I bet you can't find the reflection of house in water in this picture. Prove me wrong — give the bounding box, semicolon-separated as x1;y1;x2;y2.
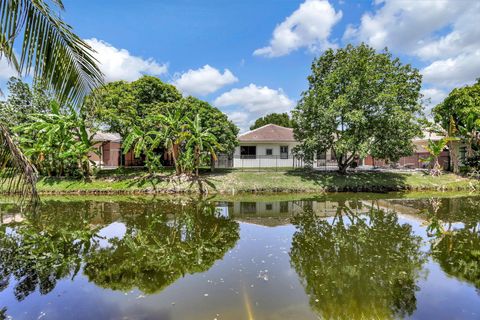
225;200;353;227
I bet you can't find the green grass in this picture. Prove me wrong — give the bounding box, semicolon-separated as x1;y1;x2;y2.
2;168;477;195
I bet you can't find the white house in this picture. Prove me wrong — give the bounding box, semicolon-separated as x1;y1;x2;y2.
233;124;336;168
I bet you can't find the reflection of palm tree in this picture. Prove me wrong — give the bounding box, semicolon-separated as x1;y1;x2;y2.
424;197;480;289
84;200;239;294
290;201;426;320
432;229;480;289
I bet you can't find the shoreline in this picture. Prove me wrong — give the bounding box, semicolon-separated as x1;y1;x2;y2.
1;170;478;196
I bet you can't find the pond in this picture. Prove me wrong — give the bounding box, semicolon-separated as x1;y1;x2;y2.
0;193;480;319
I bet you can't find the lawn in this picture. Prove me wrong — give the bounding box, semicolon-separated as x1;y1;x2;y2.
4;168;477;195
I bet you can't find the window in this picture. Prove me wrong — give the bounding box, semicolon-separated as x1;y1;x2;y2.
266;148;273;156
240;202;257;214
280;146;289;159
266;203;273;210
240;146;256;159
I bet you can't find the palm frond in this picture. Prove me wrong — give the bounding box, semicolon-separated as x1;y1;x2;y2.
0;123;38;200
1;0;103;104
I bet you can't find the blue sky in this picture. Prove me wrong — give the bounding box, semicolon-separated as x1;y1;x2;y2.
1;0;479;131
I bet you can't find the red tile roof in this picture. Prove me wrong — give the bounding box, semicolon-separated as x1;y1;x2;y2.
238;124;295;142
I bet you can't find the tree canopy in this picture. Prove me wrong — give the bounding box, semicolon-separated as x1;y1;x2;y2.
432;80;480;159
250;113;293;130
292;44;423;172
83;76;182;139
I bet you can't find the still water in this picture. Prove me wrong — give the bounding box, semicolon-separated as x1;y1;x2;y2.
0;194;480;319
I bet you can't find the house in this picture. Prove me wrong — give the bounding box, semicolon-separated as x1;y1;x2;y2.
233;124;336;168
89;131;146;168
363;131;450;169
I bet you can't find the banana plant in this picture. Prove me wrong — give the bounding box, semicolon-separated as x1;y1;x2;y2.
122;126;163;173
459;114;480;158
185;114;220;177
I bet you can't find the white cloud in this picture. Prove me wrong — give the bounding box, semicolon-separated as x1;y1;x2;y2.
343;0;471;53
214;84;295;131
421;87;447;116
422;51;480;88
173;65;238;96
85;38;168;82
344;0;480;90
227;111;249;127
253;0;342;57
0;57;18;81
214;84;294;112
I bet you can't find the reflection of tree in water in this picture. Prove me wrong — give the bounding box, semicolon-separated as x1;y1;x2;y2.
84;199;239;294
425;197;480;289
290;201;426;320
0;201;99;301
0;198;239;300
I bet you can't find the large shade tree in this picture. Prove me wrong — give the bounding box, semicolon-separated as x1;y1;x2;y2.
433;80;480;172
83;76;182;140
292;44;423;173
0;0;103;196
250;112;293;130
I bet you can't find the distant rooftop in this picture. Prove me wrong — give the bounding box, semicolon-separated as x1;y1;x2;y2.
238;124;295;142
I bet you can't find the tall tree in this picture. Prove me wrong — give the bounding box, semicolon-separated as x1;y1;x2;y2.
433;80;480;171
0;77;51;126
293;44;423;173
250;113;293;130
1;0;102;196
83;76;182;140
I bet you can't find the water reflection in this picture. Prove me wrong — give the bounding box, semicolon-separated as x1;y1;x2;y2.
421;197;480;290
0;198;239;300
0;195;480;319
83;199;239;293
290;200;427;319
0;201;99;301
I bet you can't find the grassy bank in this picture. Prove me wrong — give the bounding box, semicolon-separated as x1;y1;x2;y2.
2;169;478;195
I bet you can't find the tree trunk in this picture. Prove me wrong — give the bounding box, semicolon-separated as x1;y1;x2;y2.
448;141;460;174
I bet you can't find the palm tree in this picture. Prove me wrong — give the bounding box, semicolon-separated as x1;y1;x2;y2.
0;0;103;196
186;114;220;177
421;137;458;176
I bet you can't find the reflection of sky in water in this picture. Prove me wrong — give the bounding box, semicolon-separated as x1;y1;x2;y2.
0;197;480;319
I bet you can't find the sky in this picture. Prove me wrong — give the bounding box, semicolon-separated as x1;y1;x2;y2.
1;0;479;132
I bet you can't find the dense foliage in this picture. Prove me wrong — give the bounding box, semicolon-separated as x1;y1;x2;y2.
85;78;238;174
290;200;426;319
293;44;423;173
433;80;480;172
250;113;293;130
0;199;239;299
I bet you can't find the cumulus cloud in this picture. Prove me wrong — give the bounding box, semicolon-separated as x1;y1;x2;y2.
85;38;168;82
214;84;295;131
344;0;480;90
227;111;249;128
422;51;480;88
253;0;342;57
173;65;238;96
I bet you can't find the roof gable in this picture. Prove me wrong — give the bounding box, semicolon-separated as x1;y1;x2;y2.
238;124;295;142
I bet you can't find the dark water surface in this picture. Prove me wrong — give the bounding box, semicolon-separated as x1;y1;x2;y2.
1;194;480;319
